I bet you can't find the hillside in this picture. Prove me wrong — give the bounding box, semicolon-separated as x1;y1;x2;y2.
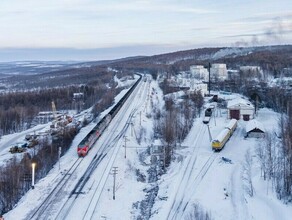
1;45;291;91
107;45;292;75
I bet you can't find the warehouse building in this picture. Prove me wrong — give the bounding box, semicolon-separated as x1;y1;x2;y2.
227;98;255;121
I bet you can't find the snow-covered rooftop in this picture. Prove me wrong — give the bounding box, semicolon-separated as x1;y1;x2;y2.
246;119;265;133
227;97;254;109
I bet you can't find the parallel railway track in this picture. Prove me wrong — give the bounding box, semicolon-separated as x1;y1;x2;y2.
29;158;83;220
27;75;146;219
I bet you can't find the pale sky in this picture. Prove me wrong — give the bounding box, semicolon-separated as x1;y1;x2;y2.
0;0;292;61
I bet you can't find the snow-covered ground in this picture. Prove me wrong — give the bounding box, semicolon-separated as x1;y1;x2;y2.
2;76;292;220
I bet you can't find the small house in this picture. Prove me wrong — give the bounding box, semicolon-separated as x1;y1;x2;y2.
246;119;265;138
227;98;254;121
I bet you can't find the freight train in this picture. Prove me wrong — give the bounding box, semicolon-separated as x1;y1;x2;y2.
211;119;237;151
77;74;142;157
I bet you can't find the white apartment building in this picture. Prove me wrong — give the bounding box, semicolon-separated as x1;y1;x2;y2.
239;66;263;78
210;63;227;80
191;82;208;96
190;65;209;81
239;66;262;72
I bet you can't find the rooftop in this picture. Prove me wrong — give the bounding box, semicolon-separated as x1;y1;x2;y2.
246;119;265;133
227;97;254;109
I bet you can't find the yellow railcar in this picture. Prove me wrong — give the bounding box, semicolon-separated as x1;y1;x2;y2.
211;119;237;151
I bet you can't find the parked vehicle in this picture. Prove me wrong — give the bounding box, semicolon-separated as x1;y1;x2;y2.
9;145;26;153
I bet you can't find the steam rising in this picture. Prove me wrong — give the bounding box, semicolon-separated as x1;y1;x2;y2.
233;17;290;47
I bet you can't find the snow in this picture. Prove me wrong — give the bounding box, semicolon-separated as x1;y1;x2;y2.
225;118;237;130
246;119;265;133
213;127;230;142
2;76;292;220
227;97;254;109
0;124;49;166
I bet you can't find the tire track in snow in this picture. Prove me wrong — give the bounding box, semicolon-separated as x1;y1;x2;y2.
231;163;249;220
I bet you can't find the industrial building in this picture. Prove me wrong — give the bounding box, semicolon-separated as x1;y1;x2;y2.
227;98;255;121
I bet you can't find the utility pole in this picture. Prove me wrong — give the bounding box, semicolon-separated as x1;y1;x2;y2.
112;167;118;200
256;94;259;116
163;145;166;170
140;111;142;126
58;146;61;170
213;108;216;126
123;135;129;158
130;122;133;137
208;62;211;95
207;124;212;142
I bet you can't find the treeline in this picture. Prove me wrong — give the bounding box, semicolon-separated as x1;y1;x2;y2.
0;65;120;135
254;93;292;202
255;107;292;202
0;76;118;135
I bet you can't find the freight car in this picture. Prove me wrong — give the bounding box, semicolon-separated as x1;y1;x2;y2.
77;74;142;157
211;119;237;151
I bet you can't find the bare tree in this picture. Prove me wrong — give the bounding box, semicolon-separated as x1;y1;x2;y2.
242;149;254;197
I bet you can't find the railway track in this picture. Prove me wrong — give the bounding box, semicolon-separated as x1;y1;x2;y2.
29;158;83;220
81;79;148;220
168;122;241;219
165;120;221;220
54;151;107;219
171;153;218;220
81;113;136;219
166;123;206;220
54;76;149;219
26;76;145;220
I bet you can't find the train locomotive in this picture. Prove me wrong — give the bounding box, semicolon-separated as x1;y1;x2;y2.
77;74;141;157
211;119;237;151
203;108;213;124
77;115;111;157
